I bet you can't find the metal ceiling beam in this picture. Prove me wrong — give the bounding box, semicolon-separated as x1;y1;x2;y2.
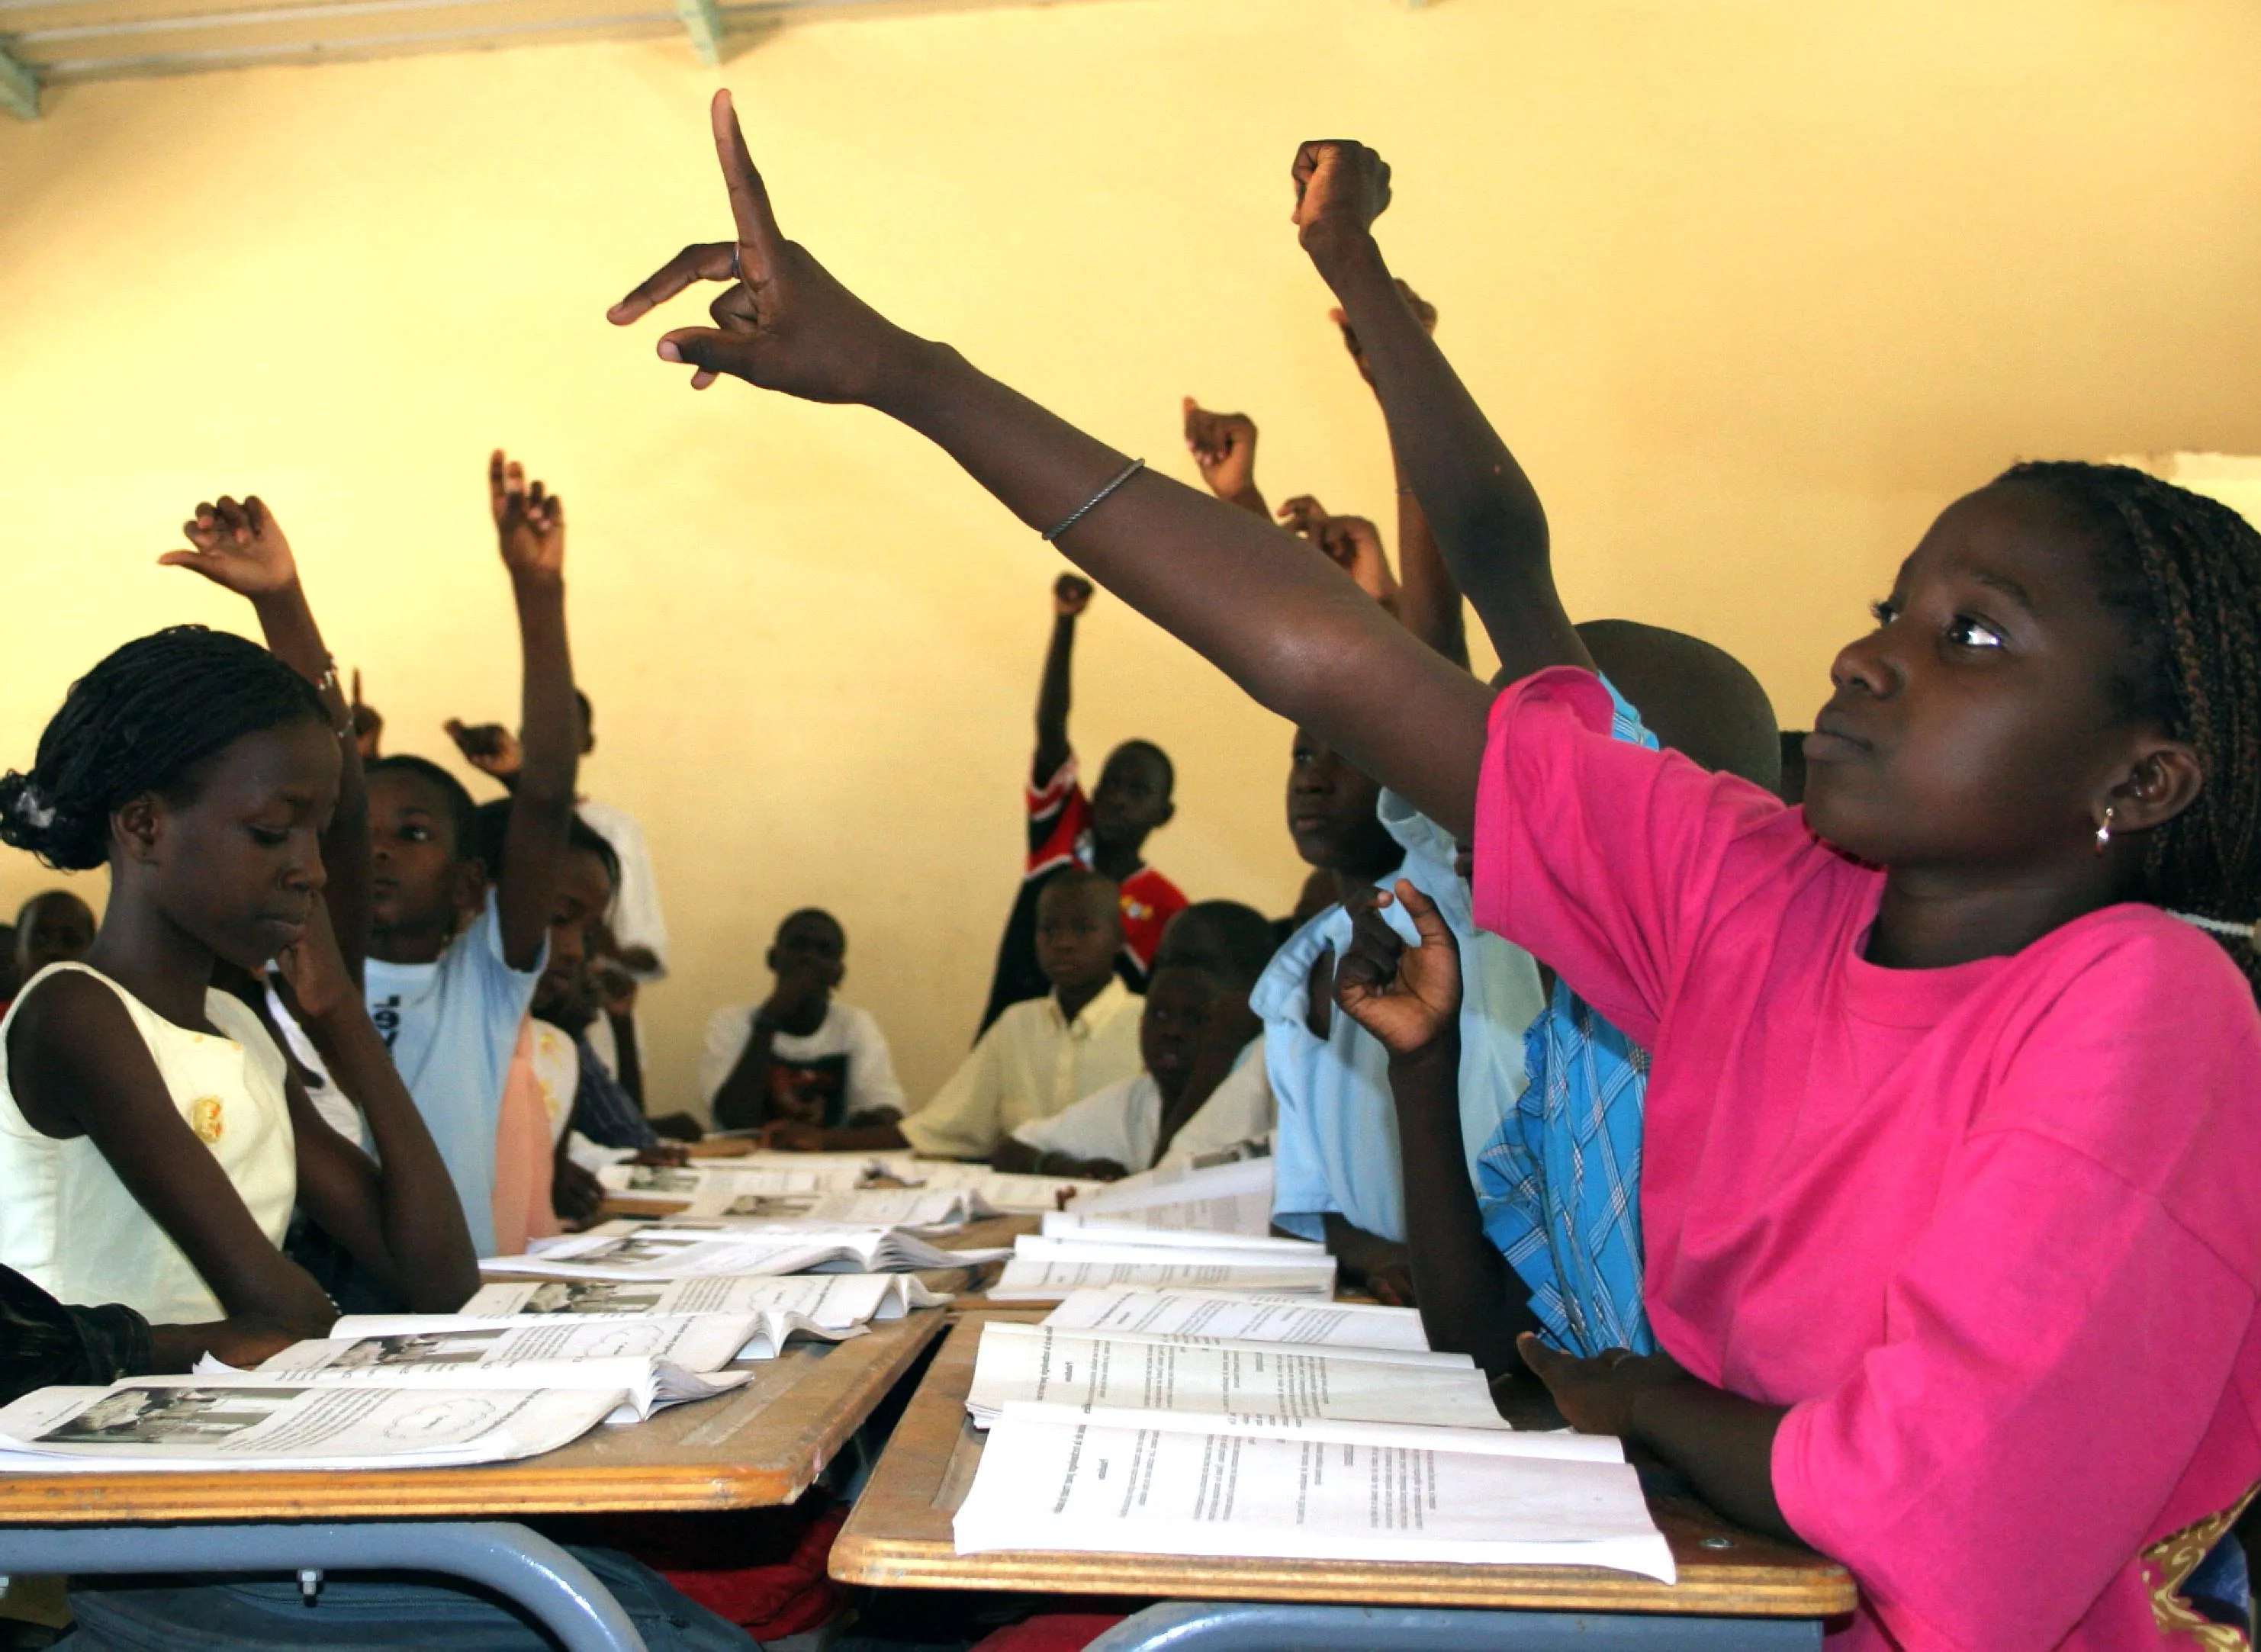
0;43;40;116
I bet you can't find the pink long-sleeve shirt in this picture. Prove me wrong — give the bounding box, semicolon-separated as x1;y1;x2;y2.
1471;668;2261;1650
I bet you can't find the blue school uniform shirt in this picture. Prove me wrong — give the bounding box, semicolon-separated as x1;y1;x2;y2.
362;891;545;1258
1473;675;1658;1357
1255;796;1545;1245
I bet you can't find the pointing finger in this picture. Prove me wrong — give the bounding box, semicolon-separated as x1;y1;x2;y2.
609;242;737;325
710;89;785;268
1392;880;1455;950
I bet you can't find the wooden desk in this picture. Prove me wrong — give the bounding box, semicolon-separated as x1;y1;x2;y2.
0;1306;948;1524
831;1318;1857;1619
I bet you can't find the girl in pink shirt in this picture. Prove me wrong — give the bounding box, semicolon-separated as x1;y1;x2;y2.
611;97;2261;1649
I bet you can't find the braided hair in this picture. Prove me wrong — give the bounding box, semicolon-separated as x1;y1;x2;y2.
0;627;327;873
1996;461;2261;995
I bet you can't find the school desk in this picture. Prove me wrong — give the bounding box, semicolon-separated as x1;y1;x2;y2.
0;1306;948;1652
829;1317;1857;1651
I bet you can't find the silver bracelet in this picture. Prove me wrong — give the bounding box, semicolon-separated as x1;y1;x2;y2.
1041;458;1145;543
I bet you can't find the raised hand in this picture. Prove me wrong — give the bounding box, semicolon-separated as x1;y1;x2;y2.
349;670;384;761
1181;399;1262;511
607;90;913;403
1277;497;1401;609
1054;573;1095;617
1291;140;1393;256
1334;882;1461;1057
444;718;523;780
159;495;300;598
1331;278;1436;387
489;450;564;580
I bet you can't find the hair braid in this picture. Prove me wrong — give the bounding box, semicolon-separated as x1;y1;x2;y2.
0;626;326;873
1998;461;2261;998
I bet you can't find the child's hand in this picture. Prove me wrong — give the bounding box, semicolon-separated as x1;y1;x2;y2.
1181;399;1259;502
445;719;523;780
1518;1334;1693;1438
350;669;384;760
159;495;300;599
1277;497;1401;608
489;450;564;581
272;895;353;1024
552;1155;606;1229
1335;881;1462;1056
608;91;915;403
1330;279;1437;387
759;1119;827;1152
1054;573;1095;617
1291;140;1394;257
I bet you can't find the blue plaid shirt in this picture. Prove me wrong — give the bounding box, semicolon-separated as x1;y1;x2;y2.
1473;677;1657;1357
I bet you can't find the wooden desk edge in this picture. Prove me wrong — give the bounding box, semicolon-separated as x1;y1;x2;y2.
831;1320;1857;1618
0;1308;950;1523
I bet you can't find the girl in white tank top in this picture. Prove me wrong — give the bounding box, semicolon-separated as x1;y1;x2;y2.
0;516;477;1360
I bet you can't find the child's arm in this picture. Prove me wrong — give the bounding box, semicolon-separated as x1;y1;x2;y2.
273;898;482;1310
1336;883;1537;1375
991;1139;1130;1180
1331;285;1470;668
1275;496;1401;611
5;979;339;1349
485;451;581;971
1033;574;1092;789
1181;400;1267;518
609;96;1492;841
1301;151;1590;682
759;1117;909;1152
160;497;372;977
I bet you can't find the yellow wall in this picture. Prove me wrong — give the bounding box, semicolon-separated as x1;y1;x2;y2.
5;0;2261;1110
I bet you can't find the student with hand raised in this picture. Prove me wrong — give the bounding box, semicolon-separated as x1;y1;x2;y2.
609;98;2261;1649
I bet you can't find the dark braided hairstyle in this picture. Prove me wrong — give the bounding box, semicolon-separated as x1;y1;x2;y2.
1996;461;2261;996
0;626;329;873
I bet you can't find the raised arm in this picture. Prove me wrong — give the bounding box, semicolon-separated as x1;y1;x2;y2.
1182;400;1267;519
1301;150;1588;680
161;497;372;978
1332;284;1469;668
486;451;580;970
609;95;1491;840
1034;574;1092;787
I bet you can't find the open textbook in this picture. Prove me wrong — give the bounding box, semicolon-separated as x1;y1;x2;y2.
460;1272;946;1327
677;1186;999;1229
867;1159;1105;1213
955;1402;1674;1583
0;1378;617;1472
1043;1289;1434;1355
963;1322;1508;1431
481;1224;1008;1282
603;1162;871;1202
1053;1156;1279;1238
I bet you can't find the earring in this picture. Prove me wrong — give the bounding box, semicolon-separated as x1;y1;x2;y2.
2095;805;2116;856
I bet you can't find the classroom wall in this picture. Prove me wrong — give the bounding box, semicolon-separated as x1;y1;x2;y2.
5;0;2260;1112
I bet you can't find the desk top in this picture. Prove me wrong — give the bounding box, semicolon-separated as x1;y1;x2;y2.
0;1307;948;1525
831;1318;1857;1618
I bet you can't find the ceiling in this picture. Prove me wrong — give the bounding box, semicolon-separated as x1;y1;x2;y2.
2;0;1288;118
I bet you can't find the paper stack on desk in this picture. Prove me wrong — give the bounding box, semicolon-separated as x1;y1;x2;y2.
983;1230;1336;1303
865;1158;1106;1213
0;1379;619;1472
482;1222;1011;1282
459;1271;947;1328
1052;1155;1280;1238
1041;1286;1434;1352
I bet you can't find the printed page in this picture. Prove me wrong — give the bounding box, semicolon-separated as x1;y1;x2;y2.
1043;1288;1429;1352
270;1314;757;1375
1038;1215;1319;1253
330;1307;857;1361
1015;1235;1319;1268
1023;1403;1626;1464
954;1406;1674;1581
458;1272;943;1324
687;1186;986;1228
0;1380;618;1470
1065;1155;1272;1217
868;1159;1105;1212
964;1322;1509;1431
225;1354;747;1423
1004;1323;1467;1373
488;1224;1008;1280
986;1256;1336;1303
639;1220;1009;1271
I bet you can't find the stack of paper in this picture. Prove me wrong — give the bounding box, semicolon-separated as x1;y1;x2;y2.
954;1403;1674;1581
460;1271;946;1327
0;1379;619;1472
983;1231;1336;1303
962;1320;1507;1430
482;1223;1010;1282
1055;1156;1279;1238
669;1186;999;1229
867;1159;1106;1213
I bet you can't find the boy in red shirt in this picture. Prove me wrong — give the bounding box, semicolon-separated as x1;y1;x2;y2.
976;575;1185;1033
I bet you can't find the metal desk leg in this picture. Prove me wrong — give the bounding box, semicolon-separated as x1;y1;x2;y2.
0;1520;647;1652
1085;1600;1824;1651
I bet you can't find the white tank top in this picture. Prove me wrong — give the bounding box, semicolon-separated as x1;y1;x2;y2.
0;963;298;1326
